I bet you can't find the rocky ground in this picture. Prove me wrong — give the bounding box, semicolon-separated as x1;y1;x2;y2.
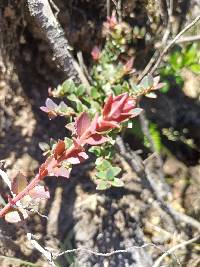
0;0;200;266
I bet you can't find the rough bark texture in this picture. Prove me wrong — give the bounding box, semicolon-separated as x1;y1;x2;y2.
27;0;88;85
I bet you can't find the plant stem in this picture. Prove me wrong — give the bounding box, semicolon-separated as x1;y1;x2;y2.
0;175;41;217
0;144;78;218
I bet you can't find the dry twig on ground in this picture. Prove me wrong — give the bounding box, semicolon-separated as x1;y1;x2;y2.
153;234;200;267
138;14;200;80
116;136;200;232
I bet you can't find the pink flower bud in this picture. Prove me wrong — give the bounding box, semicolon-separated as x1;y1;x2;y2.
91;46;101;61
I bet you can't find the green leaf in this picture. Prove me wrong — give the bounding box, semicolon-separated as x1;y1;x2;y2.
175;75;183;86
96;159;112;171
160;82;170;93
140;27;146;37
182;44;197;66
145;92;157;98
57;105;74;115
147;74;154;87
67;94;78;102
50;138;57;148
39;142;50;152
76;101;84;112
91;87;101;99
189;63;200;73
111;167;121;176
95;157;103;166
106;168;115;180
110;178;124;187
149;123;162;152
130;81;139;93
133;26;140;36
90;100;101;114
64;137;73;148
140;75;149;89
96;171;107;180
62;79;75;94
89;146;101;156
113;84;123;95
122;81;130;91
169;51;183;70
76;85;86;96
96;180;110;190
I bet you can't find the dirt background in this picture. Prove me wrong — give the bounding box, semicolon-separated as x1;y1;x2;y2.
0;0;200;266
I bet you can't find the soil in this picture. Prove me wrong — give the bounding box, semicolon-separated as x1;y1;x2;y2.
0;0;200;267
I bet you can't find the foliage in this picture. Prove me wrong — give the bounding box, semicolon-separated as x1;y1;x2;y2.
160;43;200;93
0;13;164;223
144;123;162;152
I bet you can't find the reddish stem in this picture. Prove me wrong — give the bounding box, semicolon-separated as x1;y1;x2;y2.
0;144;79;218
0;175;41;217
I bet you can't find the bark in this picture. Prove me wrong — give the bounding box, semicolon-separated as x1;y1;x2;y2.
27;0;89;86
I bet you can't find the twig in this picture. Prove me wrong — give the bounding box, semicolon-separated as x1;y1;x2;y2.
116;136;200;232
153;235;200;267
27;0;89;86
106;0;110;17
49;0;59;18
138;108;171;196
138;14;200;81
0;169;11;190
144;166;200;231
53;243;159;258
161;0;173;44
111;0;122;22
176;34;200;43
151;14;200;74
0;256;38;267
137;51;159;82
77;51;92;85
158;0;168;25
138;111;156;153
27;232;56;267
26;233;186;267
25;235;182;267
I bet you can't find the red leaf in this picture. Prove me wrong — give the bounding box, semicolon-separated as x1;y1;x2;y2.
109;93;128;118
91;46;101;61
11;172;28;195
40;106;49;113
103;95;113;117
44;156;58;174
97;119;120;132
46;98;57;109
90;113;99;133
75;112;91;137
85;134;109;145
54;140;65;158
39;163;49;178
